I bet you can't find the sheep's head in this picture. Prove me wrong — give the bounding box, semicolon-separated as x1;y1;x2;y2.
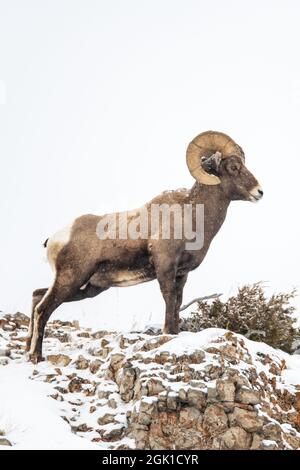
186;130;263;202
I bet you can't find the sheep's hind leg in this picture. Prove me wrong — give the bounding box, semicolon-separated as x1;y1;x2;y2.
25;288;48;353
29;281;109;363
29;276;81;363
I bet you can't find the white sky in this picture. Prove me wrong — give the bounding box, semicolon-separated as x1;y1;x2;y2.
0;0;300;330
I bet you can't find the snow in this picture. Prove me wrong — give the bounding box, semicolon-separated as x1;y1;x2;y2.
0;363;98;450
157;328;229;354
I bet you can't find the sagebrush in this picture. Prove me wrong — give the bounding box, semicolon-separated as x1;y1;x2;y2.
180;283;298;352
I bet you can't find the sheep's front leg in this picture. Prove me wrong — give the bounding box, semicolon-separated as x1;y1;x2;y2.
161;284;178;334
155;266;178;334
151;242;180;334
174;274;188;331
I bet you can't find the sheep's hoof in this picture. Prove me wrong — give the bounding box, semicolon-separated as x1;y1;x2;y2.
28;352;44;364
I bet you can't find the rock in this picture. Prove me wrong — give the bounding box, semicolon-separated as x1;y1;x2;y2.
140;335;172;352
203;404;228;436
92;330;111;339
235;388;260;405
119;364;136;402
188;350;205;364
262;422;282;441
216;379;235;402
166;393;179;411
250;433;280;450
179;407;202;429
101;424;125;440
68;377;85;393
0;348;10;357
147;378;165;396
74;355;90;370
294;391;300;412
77;331;91;338
213;426;252;450
142;325;162;335
2;324;15;332
98;389;110;399
0;357;10;366
108;398;118;409
13;312;30;326
261;439;279;450
187;388;206;410
47;354;71;367
97;413;116;425
45;329;71;343
284;433;300;450
109;353;125;371
89;359;102;374
138;398;158;425
72;423;92;433
250;433;264;450
0;438;12;446
229;407;264;432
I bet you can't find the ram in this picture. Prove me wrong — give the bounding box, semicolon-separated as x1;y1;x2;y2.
26;130;263;362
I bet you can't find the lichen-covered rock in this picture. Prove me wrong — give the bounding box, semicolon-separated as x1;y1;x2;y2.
179;407;202;428
235;387;261;405
216;379;235;402
229;407;264;432
203;404;228;435
213;426;252;450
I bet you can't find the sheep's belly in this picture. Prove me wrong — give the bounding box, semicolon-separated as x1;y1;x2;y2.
88;269;155;288
112;270;155;287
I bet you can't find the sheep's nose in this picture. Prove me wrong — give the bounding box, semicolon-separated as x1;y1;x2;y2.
258;189;264;197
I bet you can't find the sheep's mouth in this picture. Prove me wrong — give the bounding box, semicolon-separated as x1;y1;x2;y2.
248;192;262;202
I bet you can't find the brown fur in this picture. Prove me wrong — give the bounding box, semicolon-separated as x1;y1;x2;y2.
26;154;262;362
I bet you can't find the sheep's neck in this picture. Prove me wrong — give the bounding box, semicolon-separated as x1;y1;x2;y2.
189;182;230;240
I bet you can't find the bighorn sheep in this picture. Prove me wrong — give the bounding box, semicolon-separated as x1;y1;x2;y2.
26;130;263;362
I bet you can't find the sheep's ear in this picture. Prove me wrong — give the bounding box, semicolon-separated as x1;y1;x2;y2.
201;151;222;174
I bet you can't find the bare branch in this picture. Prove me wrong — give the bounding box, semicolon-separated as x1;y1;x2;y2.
179;293;222;312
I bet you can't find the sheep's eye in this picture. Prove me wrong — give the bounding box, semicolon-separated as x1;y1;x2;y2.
230;165;239;172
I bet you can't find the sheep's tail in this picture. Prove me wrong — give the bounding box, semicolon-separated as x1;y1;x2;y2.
43;238;49;248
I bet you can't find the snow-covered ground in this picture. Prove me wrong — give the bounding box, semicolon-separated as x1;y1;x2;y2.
0;363;99;450
1;315;300;450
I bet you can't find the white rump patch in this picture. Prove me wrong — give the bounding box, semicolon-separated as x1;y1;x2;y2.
46;222;73;273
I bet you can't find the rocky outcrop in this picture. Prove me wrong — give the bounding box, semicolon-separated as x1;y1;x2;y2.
1;313;300;450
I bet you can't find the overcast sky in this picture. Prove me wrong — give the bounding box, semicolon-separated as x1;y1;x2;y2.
0;0;300;330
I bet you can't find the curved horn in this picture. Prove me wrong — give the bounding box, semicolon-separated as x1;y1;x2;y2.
186;130;245;185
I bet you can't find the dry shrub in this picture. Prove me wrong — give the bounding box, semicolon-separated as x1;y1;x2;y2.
180;283;298;353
